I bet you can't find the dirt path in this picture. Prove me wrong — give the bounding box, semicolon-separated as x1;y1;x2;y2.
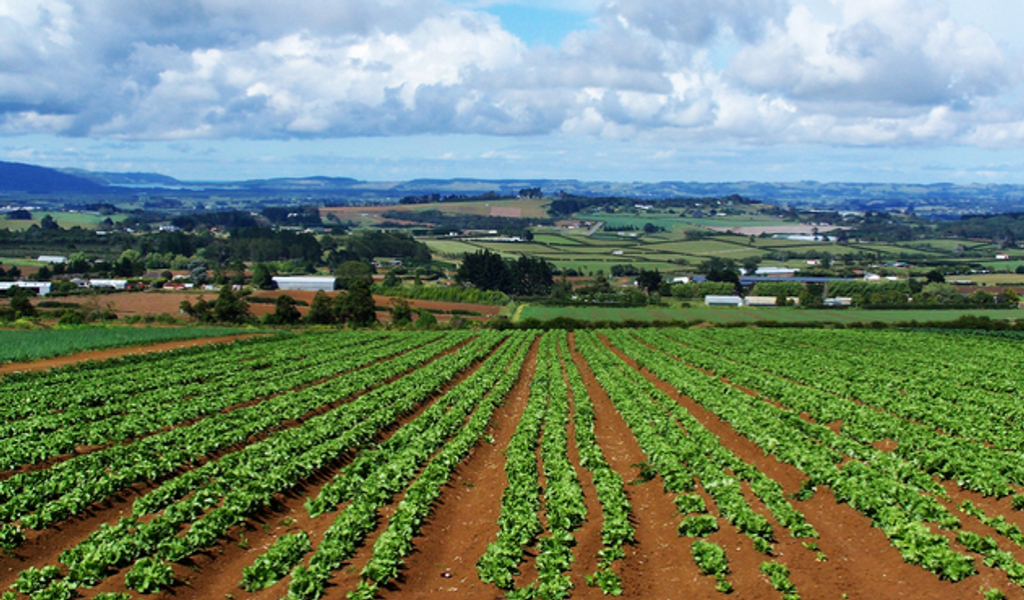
0;334;263;375
566;333;716;599
378;336;540;600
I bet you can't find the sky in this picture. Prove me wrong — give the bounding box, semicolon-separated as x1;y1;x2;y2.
2;0;1024;184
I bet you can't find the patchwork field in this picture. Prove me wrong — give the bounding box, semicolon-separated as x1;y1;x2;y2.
1;328;1023;600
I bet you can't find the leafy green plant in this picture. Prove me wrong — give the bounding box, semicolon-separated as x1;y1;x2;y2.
125;557;174;594
241;531;311;591
678;515;719;537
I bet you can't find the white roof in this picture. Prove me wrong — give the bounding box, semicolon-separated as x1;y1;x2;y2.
272;276;337;283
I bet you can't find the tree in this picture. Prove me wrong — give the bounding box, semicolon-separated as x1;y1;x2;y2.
115;250;144;277
306;291;337;324
335;261;373;290
252;263;275;290
382;270;401;288
8;287;36;318
264;294;302;325
509;255;554;296
341;280;377;327
389;298;413;327
741;256;761;275
636;269;662;295
970;289;994;305
700;257;741;294
925;269;946;284
413;308;436;329
456;250;510;293
212;286;252;323
39;214;59;230
180;296;212;322
1000;288;1020;306
920;282;960;305
188;259;209;285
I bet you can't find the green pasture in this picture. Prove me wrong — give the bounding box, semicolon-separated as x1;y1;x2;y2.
531;233;584;246
1;211;124;231
425;239;483;256
516;305;1023;324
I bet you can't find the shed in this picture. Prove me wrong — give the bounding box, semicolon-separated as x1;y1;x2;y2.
272;276;337;292
744;296;778;307
705;295;744;307
37;255;67;264
0;281;51;296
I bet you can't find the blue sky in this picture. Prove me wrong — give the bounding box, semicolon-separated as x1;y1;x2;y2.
1;0;1023;185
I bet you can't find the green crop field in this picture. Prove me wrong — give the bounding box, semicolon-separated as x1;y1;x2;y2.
2;327;1021;599
0;326;260;364
516;305;1023;324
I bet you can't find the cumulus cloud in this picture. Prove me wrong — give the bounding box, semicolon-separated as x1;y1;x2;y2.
0;0;1020;147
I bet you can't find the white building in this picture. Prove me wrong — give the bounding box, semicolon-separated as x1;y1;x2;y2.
88;279;129;290
0;281;51;296
272;276;337;291
705;295;744;307
37;255;67;264
744;296;779;307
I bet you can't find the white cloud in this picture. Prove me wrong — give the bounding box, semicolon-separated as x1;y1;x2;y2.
0;0;1019;153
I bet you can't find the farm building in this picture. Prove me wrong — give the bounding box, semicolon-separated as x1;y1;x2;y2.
37;255;67;264
744;296;779;307
0;281;51;296
272;276;337;292
705;295;744;307
88;279;128;290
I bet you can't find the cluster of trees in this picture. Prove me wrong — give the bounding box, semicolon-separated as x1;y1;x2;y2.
455;250;554;297
179;281;380;327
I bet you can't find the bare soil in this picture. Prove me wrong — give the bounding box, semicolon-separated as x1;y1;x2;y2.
45;290;500;323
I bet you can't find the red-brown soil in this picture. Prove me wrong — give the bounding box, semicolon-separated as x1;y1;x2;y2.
44;290;500;323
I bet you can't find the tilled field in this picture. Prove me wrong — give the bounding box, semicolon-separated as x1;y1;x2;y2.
1;328;1023;600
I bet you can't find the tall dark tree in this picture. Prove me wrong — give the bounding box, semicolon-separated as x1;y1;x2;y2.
264;294;302;325
636;269;662;295
389;298;413;327
252;263;275;290
9;287;35;318
456;250;511;293
306;291;337;325
335;261;373;290
509;255;554;296
212;286;252;324
700;257;741;294
343;280;377;327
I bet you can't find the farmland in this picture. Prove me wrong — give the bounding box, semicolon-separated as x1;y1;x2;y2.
2;328;1024;600
0;326;259;364
517;305;1024;324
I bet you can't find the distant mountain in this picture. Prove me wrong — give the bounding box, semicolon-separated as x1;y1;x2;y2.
0;161;108;194
61;168;182;187
6;159;1024;216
